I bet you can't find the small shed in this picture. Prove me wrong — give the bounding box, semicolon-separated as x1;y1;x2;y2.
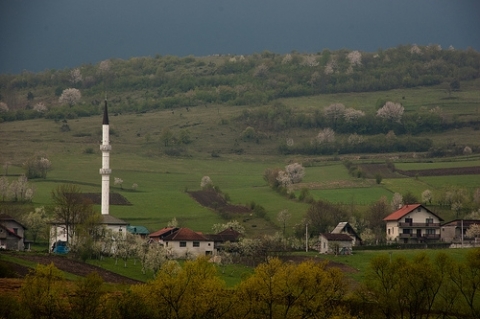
126;226;150;238
318;233;353;255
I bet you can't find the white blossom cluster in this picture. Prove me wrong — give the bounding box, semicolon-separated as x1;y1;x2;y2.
376;101;404;123
315;128;335;144
59;88;82;107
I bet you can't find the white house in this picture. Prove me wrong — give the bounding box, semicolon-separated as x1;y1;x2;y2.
318;233;353;254
49;214;128;251
158;227;215;258
384;204;443;244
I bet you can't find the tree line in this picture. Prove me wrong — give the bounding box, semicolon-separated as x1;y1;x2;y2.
1;44;479;123
2;249;480;318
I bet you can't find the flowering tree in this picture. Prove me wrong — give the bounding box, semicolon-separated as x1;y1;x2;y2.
302;55;319;67
410;44;422;54
33;102;47;113
212;220;245;234
69;68;82;85
315;128;335;144
324;58;337;75
59;88;81;107
114;177;124;189
347;133;365;145
276;170;292;189
0;102;8;112
347;50;362;66
391;193;403;211
285;163;305;184
253;63;269;77
200;176;213;189
377;101;404;123
281;54;292;64
466;224;480;239
98;59;112;73
422;189;433;205
344;108;365;121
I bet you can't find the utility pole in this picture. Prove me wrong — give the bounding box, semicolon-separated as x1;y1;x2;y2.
305;223;308;252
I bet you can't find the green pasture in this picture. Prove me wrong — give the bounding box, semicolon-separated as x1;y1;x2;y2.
395;158;480;170
307;187;393;205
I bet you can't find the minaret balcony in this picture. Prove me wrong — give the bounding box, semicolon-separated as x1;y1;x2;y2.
100;145;112;151
99;168;112;175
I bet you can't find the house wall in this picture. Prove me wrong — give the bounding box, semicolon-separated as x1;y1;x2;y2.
319;236;352;254
386;207;442;243
165;240;215;258
0;220;25;250
49;223;126;251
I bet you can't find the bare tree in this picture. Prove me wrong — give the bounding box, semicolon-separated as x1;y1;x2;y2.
277;209;291;237
51;184;94;245
324;103;345;129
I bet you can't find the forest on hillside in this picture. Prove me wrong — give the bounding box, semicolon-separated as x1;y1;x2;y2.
0;44;479;123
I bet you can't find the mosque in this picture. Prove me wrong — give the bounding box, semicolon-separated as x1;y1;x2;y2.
49;100;128;250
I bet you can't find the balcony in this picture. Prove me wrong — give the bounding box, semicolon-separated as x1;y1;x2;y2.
398;222;440;228
399;234;440;240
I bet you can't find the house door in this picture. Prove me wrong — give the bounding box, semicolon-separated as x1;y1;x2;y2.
416;229;422;237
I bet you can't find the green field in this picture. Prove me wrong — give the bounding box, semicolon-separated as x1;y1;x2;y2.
1;83;480;238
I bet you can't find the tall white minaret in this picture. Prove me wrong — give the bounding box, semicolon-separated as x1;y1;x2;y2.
99;99;111;215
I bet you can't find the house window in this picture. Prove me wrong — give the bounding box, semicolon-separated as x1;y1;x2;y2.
417;207;421;212
13;228;18;234
426;218;433;224
387;229;391;235
426;229;436;235
180;241;186;247
403;229;411;234
193;241;200;247
405;218;412;225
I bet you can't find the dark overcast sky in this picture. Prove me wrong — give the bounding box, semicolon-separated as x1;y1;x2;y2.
1;0;479;74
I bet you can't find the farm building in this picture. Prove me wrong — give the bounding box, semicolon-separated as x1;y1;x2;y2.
0;214;29;251
126;225;150;238
384;204;443;244
441;219;480;244
318;233;353;254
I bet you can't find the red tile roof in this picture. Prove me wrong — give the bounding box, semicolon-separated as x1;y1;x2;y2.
383;204;443;221
162;228;209;241
149;227;177;238
384;204;422;221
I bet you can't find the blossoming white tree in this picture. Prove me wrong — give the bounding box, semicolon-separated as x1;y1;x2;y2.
344;108;365;121
347;50;362;66
315;128;335;144
0;102;8;112
285;163;305;184
200;176;213;189
422;189;433;205
377;101;404;123
69;68;83;85
59;88;81;107
33;102;47;113
114;177;124;189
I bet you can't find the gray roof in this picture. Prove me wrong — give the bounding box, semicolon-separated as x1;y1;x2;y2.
100;214;128;225
126;225;149;235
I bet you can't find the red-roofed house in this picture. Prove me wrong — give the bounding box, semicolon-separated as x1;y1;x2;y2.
318;233;353;254
384;204;443;243
161;227;215;258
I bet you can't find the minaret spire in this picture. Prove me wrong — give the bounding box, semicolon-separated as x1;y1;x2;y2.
99;98;112;215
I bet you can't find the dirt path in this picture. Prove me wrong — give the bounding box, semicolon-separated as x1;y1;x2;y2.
1;253;142;285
